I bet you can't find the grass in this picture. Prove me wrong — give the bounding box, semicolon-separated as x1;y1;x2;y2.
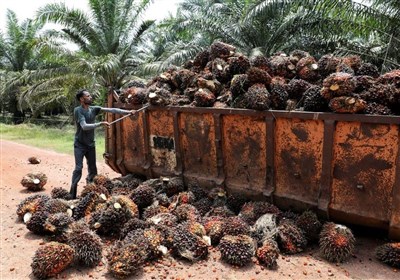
0;123;106;159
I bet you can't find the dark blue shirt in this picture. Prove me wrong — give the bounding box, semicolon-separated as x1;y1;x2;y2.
74;105;101;147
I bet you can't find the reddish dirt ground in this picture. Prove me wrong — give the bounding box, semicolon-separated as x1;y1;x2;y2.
0;139;399;280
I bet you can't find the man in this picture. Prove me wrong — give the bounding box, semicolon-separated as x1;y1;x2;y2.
70;89;134;199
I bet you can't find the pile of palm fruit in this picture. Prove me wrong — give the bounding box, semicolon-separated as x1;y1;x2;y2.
120;41;400;115
16;173;400;279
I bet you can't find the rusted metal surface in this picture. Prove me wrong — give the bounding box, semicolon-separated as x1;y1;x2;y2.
330;122;398;229
105;95;400;239
274;118;324;210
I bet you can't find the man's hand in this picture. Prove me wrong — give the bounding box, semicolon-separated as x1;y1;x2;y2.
100;121;110;127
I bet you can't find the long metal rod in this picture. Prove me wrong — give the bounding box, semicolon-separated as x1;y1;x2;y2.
108;105;149;125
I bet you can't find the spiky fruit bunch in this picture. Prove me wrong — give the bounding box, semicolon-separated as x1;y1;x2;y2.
112;195;139;218
127;80;146;88
119;217;150;239
80;182;110;198
181;220;207;237
375;242;400;268
212;58;231;83
295;210;322;243
197;77;222;95
321;72;356;100
205;206;235;218
203;216;225;245
130;184;155;209
336;63;355;75
31;242;75;279
226;193;248;214
270;83;289;109
256;238;280;268
73;192;103;220
318;54;340;77
239;201;281;225
219;234;256;267
193;197;213;216
193;49;210;70
303;86;328;112
172;224;209;261
378;69;400;86
364;102;392;115
228;55;251;75
357;83;394;105
209;41;236;60
329;96;366;114
340;55;362;72
277;219;307;254
353;75;376;93
289;49;310;64
296;56;320;81
156;193;170;207
230;74;250;99
163;176;185;197
172;204;201;223
246;67;272;86
148;213;178;228
356;63;379;78
234;83;271;110
319;222;355;263
44;212;74;236
40;198;71;215
286;79;312;100
107;241;146;279
120;87;147;104
50;187;72;200
175;191;197;205
124;227;164;260
280;210;300;222
16;194;50;221
250;55;271;73
21;172;48;191
194;88;216;107
222;216;250;236
268;54;296;78
146;87;172;106
171;69;196;90
142;204;169;220
28;156;41;164
26;210;50;234
67;225;103;267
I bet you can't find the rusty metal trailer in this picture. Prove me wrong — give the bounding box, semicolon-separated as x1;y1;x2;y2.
105;92;400;240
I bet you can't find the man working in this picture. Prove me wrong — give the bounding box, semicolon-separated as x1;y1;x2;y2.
70;89;134;199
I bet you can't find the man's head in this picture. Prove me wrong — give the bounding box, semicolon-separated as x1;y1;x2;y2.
76;89;92;105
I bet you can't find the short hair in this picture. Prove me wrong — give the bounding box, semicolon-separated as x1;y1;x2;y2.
76;89;88;101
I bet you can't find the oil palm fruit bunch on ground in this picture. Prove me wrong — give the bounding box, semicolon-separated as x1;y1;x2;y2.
16;194;50;223
31;242;75;279
295;210;322;243
319;222;355;263
375;242;400;268
28;156;41;164
218;234;256;267
21;172;48;191
172;224;209;261
256;238;280;268
50;187;72;200
277;219;307;254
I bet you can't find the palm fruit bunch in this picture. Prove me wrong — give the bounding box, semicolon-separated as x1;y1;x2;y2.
250;55;271;72
364;102;392;115
247;67;272;86
226;193;248;214
296;56;320;81
80;182;110;198
172;224;209;261
16;194;50;223
205;206;235;218
230;74;250;99
277;219;307;254
269;82;289;109
302;86;328;112
65;221;103;267
44;212;74;238
129;184;155;209
209;41;236;60
256;238;280;268
193;88;216;107
211;57;231;83
356;62;379;78
328;96;366;113
119;217;150;239
142;204;169;220
239;201;281;226
321;72;356;100
181;220;207;238
375;242;400;268
319;222;355;263
295;210;322;243
318;54;341;77
119;86;147;104
222;216;250;236
124;227;164;261
72;192;105;220
218;234;256;267
50;187;72;200
148;212;178;228
31;242;75;279
192;197;213;216
192;49;210;71
233;83;271;110
28;156;41;164
171;68;197;90
26;210;51;235
172;203;201;223
340;55;362;73
21;172;48;191
268;53;296;78
107;241;147;279
352;75;376;93
250;213;278;246
228;54;251;76
203;216;225;245
162;176;185;197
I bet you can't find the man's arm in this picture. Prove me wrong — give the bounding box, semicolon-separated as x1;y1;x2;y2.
79;120;109;130
100;107;135;115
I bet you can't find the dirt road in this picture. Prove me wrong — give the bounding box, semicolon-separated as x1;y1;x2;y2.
0;139;398;280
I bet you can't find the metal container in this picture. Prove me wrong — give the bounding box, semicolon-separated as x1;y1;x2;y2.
105;93;400;240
